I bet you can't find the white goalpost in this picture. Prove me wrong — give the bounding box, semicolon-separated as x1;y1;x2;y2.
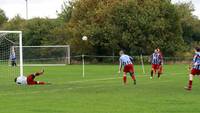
13;45;70;66
0;31;71;81
0;31;23;77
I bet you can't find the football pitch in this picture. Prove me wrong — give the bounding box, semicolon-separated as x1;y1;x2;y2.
1;64;200;113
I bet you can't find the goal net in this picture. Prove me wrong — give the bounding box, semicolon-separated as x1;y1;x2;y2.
13;45;70;66
0;31;23;80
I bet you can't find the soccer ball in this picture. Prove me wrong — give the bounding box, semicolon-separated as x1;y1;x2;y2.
82;36;88;41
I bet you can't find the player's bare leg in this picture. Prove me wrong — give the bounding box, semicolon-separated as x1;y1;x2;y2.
34;69;44;77
158;66;162;79
150;68;155;79
158;73;161;79
36;81;51;85
185;74;193;91
34;69;51;85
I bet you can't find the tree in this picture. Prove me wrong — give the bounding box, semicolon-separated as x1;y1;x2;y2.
58;1;74;22
0;8;8;27
60;0;186;56
2;15;25;30
175;2;200;43
191;20;200;41
23;18;60;46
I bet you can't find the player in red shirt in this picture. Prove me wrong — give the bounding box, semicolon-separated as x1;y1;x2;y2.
185;47;200;91
118;50;136;85
14;69;49;85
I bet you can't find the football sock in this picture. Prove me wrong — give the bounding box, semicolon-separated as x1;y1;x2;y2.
131;75;136;81
158;73;161;78
35;72;40;76
123;76;127;84
151;70;153;77
34;71;43;76
134;80;136;85
38;82;45;85
35;70;44;76
188;80;192;89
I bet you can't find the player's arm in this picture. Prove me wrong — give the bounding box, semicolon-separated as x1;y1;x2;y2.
129;56;134;62
118;60;122;73
160;53;164;65
189;55;196;70
159;54;164;65
34;69;44;76
189;62;194;70
148;55;152;63
9;54;12;61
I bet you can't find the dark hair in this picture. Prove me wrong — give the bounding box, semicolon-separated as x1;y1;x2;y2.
195;47;200;52
14;77;17;83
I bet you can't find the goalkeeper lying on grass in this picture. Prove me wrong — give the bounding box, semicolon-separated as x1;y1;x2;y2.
14;69;50;85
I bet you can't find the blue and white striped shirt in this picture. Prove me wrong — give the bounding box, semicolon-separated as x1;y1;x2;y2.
119;54;133;67
192;52;200;70
151;53;161;65
10;53;16;61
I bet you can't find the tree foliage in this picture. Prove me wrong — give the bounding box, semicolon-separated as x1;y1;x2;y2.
0;8;8;27
175;2;200;43
63;0;187;56
0;0;200;56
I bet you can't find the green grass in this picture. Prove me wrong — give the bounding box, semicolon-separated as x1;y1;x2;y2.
0;64;200;113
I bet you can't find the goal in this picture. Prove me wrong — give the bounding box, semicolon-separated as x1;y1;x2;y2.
13;45;70;66
0;31;23;77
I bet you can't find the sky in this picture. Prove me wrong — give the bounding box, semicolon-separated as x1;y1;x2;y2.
0;0;200;19
0;0;64;19
171;0;200;18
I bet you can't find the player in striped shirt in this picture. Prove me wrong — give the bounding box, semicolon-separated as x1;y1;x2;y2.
157;48;164;76
149;49;163;79
185;47;200;91
118;50;136;85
